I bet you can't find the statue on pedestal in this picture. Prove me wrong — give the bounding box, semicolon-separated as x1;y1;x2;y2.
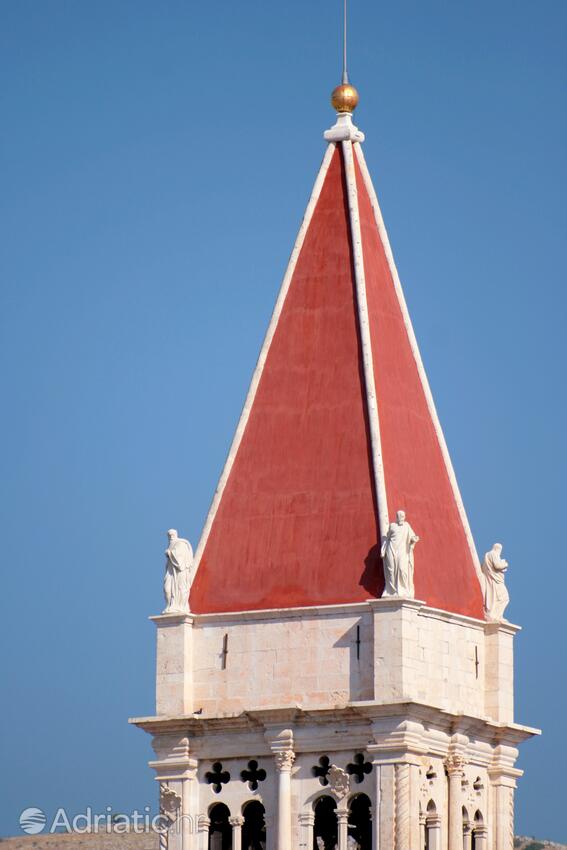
481;543;510;621
163;529;193;615
381;510;419;598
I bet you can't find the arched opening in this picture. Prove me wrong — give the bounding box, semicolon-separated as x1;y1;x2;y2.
208;803;232;850
471;811;485;850
348;793;371;850
313;795;337;850
424;800;440;850
462;807;472;850
242;801;266;850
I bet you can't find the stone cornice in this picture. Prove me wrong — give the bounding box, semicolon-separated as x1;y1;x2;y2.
129;700;540;747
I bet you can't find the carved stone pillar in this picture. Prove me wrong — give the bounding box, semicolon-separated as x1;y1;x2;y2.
150;735;198;850
298;812;315;850
229;815;245;850
492;783;515;850
463;822;472;850
395;762;411;850
489;744;521;850
337;811;349;850
445;754;466;850
275;750;295;850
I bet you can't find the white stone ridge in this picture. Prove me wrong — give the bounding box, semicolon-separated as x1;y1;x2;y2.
342;138;389;540
354;142;483;582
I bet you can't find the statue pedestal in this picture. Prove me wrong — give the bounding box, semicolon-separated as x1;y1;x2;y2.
368;597;425;702
151;613;194;716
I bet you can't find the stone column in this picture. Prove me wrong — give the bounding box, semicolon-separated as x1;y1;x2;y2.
445;754;466;850
274;749;295;850
427;815;442;850
475;826;488;850
298;812;315;850
229;816;245;850
463;822;472;850
370;762;381;850
419;811;426;850
197;817;210;850
337;811;349;850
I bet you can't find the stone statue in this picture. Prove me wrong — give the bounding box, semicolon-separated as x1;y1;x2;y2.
380;510;419;598
163;529;193;614
328;764;350;799
481;543;509;621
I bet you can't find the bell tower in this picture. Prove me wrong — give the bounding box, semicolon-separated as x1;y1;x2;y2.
131;57;538;850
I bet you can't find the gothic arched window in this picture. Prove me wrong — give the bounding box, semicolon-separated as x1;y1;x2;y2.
424;800;441;850
348;793;371;850
242;800;266;850
313;795;337;850
208;803;232;850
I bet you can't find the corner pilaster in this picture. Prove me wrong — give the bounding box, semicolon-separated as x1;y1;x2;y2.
488;745;522;850
484;621;518;723
150;734;198;850
369;598;425;702
367;718;426;850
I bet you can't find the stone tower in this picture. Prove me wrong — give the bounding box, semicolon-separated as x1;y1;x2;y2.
131;81;538;850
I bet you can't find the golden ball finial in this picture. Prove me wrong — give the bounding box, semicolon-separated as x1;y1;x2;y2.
331;83;359;113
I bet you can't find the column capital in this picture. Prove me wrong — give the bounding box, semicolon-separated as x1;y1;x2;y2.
298;812;315;827
197;815;211;832
274;749;296;772
229;815;245;827
270;727;295;772
444;753;467;776
336;810;349;824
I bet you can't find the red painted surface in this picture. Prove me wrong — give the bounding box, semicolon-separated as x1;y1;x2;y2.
190;144;484;618
354;153;484;618
190;147;381;613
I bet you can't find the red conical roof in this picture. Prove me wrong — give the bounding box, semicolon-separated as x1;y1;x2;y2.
190;122;484;619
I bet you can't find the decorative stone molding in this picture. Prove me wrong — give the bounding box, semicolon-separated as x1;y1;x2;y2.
159;784;182;817
229;816;245;827
395;763;411;850
152;734;191;763
328;764;350;799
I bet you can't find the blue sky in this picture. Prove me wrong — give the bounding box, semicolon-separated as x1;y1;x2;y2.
1;0;565;840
